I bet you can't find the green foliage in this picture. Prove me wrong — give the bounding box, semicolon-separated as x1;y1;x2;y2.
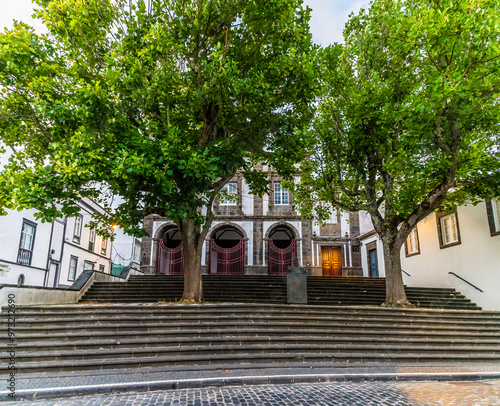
0;0;317;236
295;0;500;237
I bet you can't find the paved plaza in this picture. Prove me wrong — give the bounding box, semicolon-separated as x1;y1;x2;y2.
3;380;500;406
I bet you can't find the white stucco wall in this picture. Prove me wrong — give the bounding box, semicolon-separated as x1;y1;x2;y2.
359;202;500;310
0;209;52;268
360;234;386;278
113;227;141;269
57;211;111;286
0;262;46;286
340;211;350;237
0;209;52;286
241;179;254;216
401;203;500;310
359;211;374;235
263;193;269;216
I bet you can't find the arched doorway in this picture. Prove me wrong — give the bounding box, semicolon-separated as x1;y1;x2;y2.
268;227;296;275
157;227;184;275
209;227;245;275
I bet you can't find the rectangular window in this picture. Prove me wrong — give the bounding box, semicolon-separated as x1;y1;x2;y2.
492;199;500;233
101;238;108;256
486;199;500;236
324;209;337;224
405;228;420;256
274;183;289;205
73;215;83;244
88;230;95;252
68;256;78;281
220;182;237;205
84;261;94;271
133;239;141;263
17;220;37;266
439;213;460;247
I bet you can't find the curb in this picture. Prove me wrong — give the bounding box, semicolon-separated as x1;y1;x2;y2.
2;371;500;401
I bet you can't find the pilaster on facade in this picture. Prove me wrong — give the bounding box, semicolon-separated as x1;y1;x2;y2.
144;170;362;277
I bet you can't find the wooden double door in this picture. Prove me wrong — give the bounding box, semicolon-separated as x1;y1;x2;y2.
321;247;342;276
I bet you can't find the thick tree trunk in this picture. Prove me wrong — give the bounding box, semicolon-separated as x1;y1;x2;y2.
380;232;414;308
180;216;204;303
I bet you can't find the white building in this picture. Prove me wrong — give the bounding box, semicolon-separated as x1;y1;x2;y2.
358;200;500;310
0;198;112;288
112;227;142;275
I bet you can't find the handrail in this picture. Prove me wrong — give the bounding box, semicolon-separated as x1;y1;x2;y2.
402;269;411;277
448;272;483;293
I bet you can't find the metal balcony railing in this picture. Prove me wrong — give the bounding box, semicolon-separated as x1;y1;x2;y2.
17;248;32;266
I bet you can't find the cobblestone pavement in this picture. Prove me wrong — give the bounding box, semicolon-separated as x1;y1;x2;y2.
2;362;500;393
3;380;500;406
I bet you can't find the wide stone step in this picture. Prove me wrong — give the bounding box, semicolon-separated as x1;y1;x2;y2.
79;296;471;306
12;303;495;317
5;326;500;345
2;301;496;375
3;309;497;324
4;331;500;352
9;351;500;374
3;309;497;322
4;342;500;365
81;274;481;309
3;314;499;329
3;321;499;338
6;332;500;348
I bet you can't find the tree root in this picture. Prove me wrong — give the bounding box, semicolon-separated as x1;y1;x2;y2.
180;297;202;304
381;300;416;309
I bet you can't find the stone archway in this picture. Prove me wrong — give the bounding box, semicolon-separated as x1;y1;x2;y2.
156;223;184;275
208;224;247;275
266;223;298;275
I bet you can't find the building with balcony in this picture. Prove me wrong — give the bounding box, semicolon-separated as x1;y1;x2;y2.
0;198;112;288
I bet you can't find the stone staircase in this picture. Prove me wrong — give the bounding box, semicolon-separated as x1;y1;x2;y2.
1;304;499;374
79;275;481;310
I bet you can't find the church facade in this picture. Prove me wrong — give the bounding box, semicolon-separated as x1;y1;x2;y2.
141;165;362;277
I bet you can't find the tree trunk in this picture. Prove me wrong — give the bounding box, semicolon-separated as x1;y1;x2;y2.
380;232;414;308
180;216;204;303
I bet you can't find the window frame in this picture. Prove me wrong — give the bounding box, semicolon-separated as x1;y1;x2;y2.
68;256;78;281
437;212;461;249
17;219;37;266
486;199;500;237
73;215;83;244
219;182;238;206
83;260;95;272
101;238;108;256
99;264;105;272
405;228;420;257
88;229;96;252
274;182;289;206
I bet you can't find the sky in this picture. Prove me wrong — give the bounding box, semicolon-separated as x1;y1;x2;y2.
0;0;366;46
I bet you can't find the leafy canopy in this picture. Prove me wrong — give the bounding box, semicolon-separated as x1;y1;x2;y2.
0;0;317;237
293;0;500;236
